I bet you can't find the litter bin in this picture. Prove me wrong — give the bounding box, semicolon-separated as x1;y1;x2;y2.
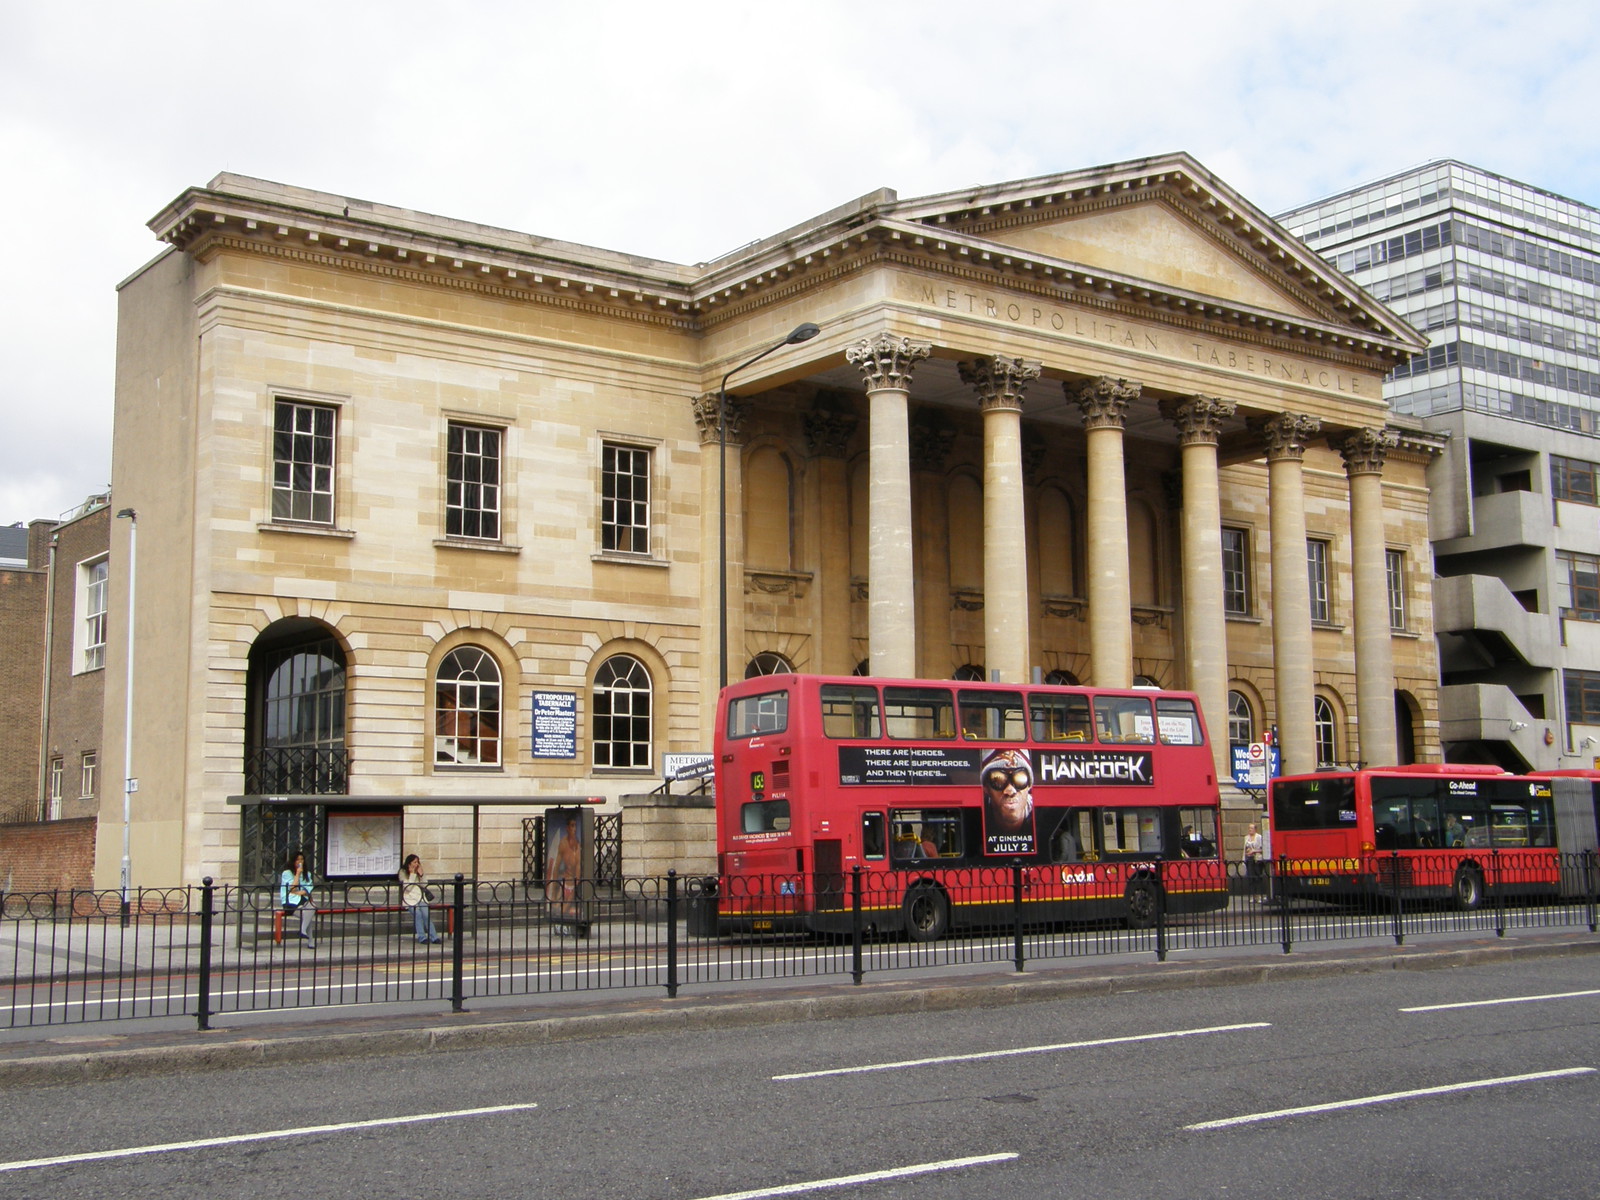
685;876;719;938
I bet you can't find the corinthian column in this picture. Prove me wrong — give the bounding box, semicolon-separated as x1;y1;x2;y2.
1260;412;1322;777
1338;427;1401;767
1161;394;1237;780
1073;376;1138;688
846;333;931;678
961;356;1042;684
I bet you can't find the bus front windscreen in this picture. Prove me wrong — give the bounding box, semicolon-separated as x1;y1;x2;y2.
1273;777;1357;830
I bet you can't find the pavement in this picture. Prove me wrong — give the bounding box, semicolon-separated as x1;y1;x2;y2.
1;929;1596;1088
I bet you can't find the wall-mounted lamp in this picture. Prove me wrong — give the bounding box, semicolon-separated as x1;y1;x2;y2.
1581;736;1598;749
1508;721;1529;732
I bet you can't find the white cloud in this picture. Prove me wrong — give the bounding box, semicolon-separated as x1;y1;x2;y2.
3;0;1598;522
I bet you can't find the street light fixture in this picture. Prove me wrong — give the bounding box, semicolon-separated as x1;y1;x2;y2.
719;322;821;690
116;507;137;923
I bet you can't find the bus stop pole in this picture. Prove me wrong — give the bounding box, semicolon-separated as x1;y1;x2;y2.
665;870;679;999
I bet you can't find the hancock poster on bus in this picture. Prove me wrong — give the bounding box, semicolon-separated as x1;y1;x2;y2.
981;748;1037;856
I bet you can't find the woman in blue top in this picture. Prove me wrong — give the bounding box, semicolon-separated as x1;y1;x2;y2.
280;850;317;948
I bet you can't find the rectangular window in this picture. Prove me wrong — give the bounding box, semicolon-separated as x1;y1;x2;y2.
821;685;881;739
80;751;97;799
601;443;651;554
48;757;63;820
1386;549;1407;630
1553;455;1599;505
78;557;109;673
1307;538;1331;623
1558;551;1600;620
1221;528;1250;615
1565;669;1600;723
445;422;502;540
272;400;337;524
727;690;789;738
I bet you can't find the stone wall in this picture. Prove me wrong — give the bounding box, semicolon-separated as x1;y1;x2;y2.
619;791;716;879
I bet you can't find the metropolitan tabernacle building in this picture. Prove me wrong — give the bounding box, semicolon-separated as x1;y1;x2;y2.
104;154;1442;886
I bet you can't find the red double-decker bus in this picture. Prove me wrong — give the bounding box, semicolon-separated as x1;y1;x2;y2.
712;674;1229;938
1269;764;1600;907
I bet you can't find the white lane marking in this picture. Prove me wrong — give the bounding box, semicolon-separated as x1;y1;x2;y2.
1185;1067;1595;1130
0;1102;539;1173
686;1152;1018;1199
774;1022;1270;1080
1401;989;1600;1013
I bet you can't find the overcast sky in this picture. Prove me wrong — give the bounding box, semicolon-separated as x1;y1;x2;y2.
3;0;1597;526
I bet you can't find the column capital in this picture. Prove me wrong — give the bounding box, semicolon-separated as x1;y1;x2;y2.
693;393;751;447
1335;426;1400;476
845;333;932;392
909;412;955;473
1159;394;1237;446
803;404;859;459
1071;376;1139;429
1255;411;1322;461
958;356;1042;413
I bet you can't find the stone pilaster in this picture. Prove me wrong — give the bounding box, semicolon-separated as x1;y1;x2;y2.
1259;412;1322;777
1072;376;1138;688
694;392;751;728
1161;394;1236;782
910;413;955;680
803;401;858;676
846;334;931;678
961;356;1042;684
1338;426;1401;767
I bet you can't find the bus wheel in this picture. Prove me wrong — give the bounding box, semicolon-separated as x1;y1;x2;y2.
903;885;949;942
1124;879;1162;929
1453;865;1485;911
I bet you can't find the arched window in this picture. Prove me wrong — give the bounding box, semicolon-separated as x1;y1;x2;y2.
594;655;652;769
745;652;793;678
954;663;985;682
1314;696;1337;767
1228;691;1254;749
852;658;869;677
1132;675;1161;689
246;621;348;795
435;647;501;766
1044;669;1080;687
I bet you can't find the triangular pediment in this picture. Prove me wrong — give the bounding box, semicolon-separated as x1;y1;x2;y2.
984;200;1323;320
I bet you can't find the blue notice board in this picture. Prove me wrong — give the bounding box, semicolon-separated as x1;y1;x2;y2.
531;690;578;759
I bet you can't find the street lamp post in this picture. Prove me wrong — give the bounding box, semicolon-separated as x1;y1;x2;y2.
719;322;821;690
116;507;137;924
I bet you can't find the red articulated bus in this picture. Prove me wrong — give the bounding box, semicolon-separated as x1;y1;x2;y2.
1269;764;1600;908
712;674;1229;939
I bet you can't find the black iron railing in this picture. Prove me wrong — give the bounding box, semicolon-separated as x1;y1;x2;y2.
244;747;349;795
0;852;1594;1031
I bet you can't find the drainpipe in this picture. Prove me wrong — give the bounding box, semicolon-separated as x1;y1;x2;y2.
37;534;58;822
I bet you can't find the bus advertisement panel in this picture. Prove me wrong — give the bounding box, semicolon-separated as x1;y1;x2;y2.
1269;764;1600;907
713;674;1228;938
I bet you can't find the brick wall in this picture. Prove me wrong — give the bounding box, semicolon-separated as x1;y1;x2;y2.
0;819;97;894
0;567;47;823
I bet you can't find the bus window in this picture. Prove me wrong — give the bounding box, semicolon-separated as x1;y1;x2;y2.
1156;697;1205;746
890;809;964;860
1030;693;1094;742
1177;807;1218;857
822;684;881;739
861;811;886;860
1050;811;1093;862
958;690;1026;741
1440;795;1489;848
1273;777;1358;830
742;798;791;833
1490;805;1531;846
728;689;789;738
884;687;955;740
1095;696;1155;744
1101;807;1162;856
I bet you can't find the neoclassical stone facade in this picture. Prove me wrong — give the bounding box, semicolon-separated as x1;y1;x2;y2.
103;155;1441;885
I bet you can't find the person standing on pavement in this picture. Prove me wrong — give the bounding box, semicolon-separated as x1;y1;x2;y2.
400;853;442;944
1242;822;1265;895
280;850;317;948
